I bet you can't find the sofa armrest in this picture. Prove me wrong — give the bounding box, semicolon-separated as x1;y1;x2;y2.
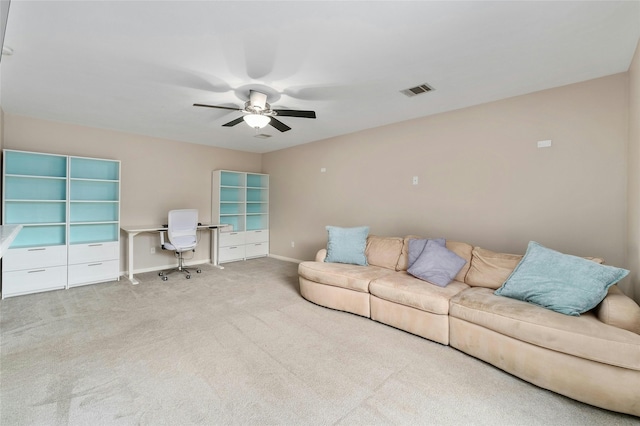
594;285;640;334
315;249;327;262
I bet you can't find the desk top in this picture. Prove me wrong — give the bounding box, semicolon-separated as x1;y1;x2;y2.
121;224;223;233
0;225;23;258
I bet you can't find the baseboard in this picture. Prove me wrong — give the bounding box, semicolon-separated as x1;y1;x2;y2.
268;254;304;264
120;258;212;276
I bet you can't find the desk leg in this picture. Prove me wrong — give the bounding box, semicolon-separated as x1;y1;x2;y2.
127;231;140;285
210;227;224;270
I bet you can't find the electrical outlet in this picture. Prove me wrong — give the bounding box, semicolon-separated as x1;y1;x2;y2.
291;241;295;248
150;247;156;254
412;176;419;185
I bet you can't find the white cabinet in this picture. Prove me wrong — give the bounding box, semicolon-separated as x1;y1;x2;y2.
212;171;269;263
2;150;121;298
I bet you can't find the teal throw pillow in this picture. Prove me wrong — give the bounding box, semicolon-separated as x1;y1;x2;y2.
324;226;369;266
495;241;629;316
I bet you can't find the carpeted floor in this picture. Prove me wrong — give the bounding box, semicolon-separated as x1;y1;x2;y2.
0;257;638;425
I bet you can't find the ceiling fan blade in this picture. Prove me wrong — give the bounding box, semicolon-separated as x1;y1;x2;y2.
222;117;245;127
269;117;292;132
193;103;241;111
273;109;316;119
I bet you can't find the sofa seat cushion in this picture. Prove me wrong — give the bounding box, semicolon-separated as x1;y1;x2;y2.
450;287;640;371
369;272;469;315
298;261;394;293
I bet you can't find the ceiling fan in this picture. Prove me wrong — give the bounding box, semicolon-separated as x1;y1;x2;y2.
194;90;316;132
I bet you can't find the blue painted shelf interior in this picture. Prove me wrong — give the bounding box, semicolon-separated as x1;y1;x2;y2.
5;201;66;224
219;215;243;232
220;171;245;187
221;187;244;202
70;223;119;244
5;151;67;177
11;225;66;248
247;188;268;202
247;215;268;231
70;157;119;180
246;173;267;188
70;180;119;201
5;176;67;200
70;202;119;223
246;202;268;214
220;202;243;215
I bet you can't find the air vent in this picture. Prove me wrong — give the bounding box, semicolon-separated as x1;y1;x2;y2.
254;133;272;139
401;83;434;97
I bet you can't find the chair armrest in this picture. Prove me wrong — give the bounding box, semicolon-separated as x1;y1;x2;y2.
594;285;640;334
315;249;327;262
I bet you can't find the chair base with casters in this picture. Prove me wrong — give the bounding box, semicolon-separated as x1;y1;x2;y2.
159;229;202;280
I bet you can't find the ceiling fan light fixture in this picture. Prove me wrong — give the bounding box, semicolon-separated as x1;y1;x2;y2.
243;114;271;129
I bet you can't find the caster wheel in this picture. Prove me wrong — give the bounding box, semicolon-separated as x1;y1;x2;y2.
186;275;191;279
158;272;164;276
162;276;168;281
197;269;202;273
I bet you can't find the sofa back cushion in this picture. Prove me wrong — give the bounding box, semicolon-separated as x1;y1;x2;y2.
465;247;522;289
366;235;404;270
397;235;472;281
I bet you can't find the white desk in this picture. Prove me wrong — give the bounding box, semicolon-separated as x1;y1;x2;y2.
121;224;224;285
0;225;23;259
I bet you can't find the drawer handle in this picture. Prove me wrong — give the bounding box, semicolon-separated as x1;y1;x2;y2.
229;246;237;249
255;244;262;246
28;269;46;273
89;244;103;247
88;263;103;267
27;248;46;252
255;231;262;233
230;232;238;235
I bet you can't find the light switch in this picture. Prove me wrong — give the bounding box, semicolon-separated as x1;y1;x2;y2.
537;140;552;148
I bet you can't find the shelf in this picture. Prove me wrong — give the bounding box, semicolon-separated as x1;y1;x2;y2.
5;176;67;200
70;157;119;180
10;225;66;248
5;201;66;224
70;202;119;222
4;151;67;177
220;171;245;187
246;173;268;188
69;223;119;244
70;180;119;201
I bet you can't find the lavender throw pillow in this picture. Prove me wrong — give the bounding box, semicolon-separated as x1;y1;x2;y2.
407;239;466;287
408;238;445;269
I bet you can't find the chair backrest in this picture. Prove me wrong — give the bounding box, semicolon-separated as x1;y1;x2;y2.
167;209;198;250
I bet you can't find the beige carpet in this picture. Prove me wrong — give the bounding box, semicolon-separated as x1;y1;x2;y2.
1;257;638;425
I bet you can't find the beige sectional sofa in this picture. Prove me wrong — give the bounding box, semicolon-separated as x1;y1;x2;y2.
298;235;640;416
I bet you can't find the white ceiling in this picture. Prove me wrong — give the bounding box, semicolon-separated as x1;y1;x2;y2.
1;1;639;154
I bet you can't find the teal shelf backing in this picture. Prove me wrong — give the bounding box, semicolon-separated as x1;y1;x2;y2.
220;171;245;187
246;174;268;188
247;214;268;231
11;225;66;248
4;151;67;177
70;180;119;201
5;201;66;224
221;187;244;202
220;203;243;215
70;223;119;244
70;202;119;223
220;215;244;232
5;176;67;200
246;202;268;214
70;157;119;180
247;188;268;202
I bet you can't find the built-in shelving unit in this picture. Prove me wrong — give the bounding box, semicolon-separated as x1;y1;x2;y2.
212;170;269;263
2;150;121;298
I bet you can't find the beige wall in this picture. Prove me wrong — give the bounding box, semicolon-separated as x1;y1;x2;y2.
264;74;629;286
3;114;261;273
627;39;640;302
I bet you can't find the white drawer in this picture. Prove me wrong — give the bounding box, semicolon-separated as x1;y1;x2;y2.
68;241;119;264
3;245;67;272
219;231;245;247
245;230;269;244
68;260;119;287
245;242;268;258
2;266;67;298
218;245;245;263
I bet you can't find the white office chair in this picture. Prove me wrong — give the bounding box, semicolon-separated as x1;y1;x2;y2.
158;209;201;280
